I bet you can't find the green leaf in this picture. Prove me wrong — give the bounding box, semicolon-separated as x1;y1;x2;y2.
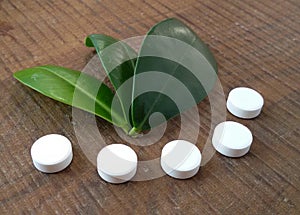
13;65;129;131
85;34;137;126
130;18;218;133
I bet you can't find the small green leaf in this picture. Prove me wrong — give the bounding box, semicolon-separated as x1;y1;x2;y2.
13;65;129;130
130;18;218;132
85;34;137;126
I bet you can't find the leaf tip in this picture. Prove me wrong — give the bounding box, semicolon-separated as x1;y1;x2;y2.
13;70;22;80
85;35;93;47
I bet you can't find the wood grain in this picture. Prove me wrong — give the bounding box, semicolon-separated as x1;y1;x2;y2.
0;0;299;214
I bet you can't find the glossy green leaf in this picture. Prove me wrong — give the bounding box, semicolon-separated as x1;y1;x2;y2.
13;65;129;131
13;19;218;137
130;18;218;134
85;34;137;126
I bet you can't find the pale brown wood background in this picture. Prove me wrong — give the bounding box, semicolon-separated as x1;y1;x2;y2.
0;0;299;214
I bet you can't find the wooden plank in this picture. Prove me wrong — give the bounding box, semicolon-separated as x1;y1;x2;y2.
0;0;299;214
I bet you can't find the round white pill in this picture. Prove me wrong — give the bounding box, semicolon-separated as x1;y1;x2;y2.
212;121;253;157
31;134;73;173
227;87;264;119
97;144;137;184
161;140;201;179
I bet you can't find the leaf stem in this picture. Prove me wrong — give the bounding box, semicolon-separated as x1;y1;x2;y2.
128;127;141;137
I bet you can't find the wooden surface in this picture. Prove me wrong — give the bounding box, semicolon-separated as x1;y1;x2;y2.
1;0;300;214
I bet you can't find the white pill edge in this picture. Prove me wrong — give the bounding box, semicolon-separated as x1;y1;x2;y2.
31;134;73;173
97;144;138;184
227;87;264;119
212;121;253;157
160;140;201;179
